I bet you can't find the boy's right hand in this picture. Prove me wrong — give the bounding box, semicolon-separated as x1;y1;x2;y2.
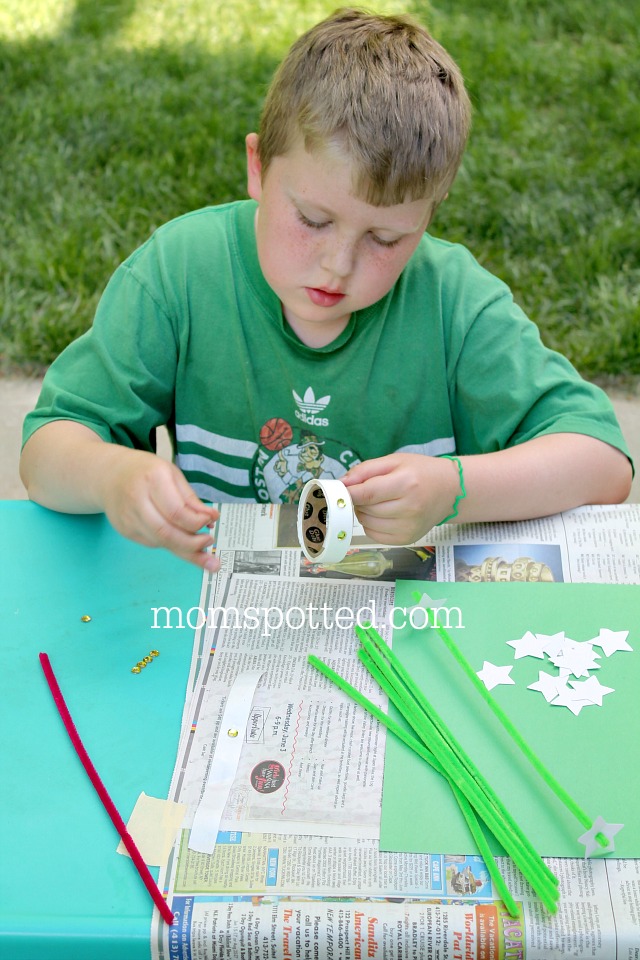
100;449;220;572
20;422;220;572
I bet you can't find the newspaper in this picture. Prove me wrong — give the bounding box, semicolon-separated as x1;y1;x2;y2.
203;501;640;586
155;856;640;959
177;575;395;840
151;503;640;959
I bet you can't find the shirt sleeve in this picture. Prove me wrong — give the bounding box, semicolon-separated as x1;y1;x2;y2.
446;284;633;467
22;251;179;453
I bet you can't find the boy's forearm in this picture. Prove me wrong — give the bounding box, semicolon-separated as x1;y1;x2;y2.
20;420;127;514
455;433;632;524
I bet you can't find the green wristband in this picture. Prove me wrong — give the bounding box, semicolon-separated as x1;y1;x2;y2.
437;455;466;525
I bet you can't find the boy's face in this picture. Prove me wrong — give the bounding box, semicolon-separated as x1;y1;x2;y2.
246;133;433;348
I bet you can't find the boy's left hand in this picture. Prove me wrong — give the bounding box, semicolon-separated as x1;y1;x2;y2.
342;453;460;544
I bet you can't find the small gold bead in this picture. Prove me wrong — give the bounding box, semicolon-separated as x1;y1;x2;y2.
337;499;346;508
227;728;239;738
337;531;346;540
143;656;153;664
150;650;160;657
137;661;147;669
131;666;141;674
80;615;92;622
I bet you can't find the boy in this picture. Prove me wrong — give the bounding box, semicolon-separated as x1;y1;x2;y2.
21;8;632;572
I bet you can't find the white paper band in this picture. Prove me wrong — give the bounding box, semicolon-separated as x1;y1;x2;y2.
188;669;264;854
297;478;354;564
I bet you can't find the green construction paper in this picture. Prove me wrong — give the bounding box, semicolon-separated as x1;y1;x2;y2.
380;581;640;859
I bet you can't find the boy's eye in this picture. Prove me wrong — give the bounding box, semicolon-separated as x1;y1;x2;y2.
370;233;401;249
296;209;401;248
297;211;329;230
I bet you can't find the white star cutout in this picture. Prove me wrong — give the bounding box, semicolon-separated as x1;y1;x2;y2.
506;630;548;659
577;816;624;858
589;628;633;657
550;686;593;715
548;639;601;678
527;671;569;703
569;675;615;706
405;593;449;629
476;661;515;691
521;624;630;715
536;632;567;658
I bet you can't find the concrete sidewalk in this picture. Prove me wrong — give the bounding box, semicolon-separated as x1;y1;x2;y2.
2;374;639;502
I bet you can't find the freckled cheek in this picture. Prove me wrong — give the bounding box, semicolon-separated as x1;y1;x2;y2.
360;249;408;299
259;220;318;288
278;224;320;269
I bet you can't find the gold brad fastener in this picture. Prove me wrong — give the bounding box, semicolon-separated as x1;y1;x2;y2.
132;650;161;674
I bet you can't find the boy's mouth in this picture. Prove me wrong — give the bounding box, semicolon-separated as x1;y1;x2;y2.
305;287;346;308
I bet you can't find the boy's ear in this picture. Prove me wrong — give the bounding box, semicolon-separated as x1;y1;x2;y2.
246;133;262;202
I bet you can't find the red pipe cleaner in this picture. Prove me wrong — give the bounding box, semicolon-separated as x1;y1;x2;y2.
39;652;175;926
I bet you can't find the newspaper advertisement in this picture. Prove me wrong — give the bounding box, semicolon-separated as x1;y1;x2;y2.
151;504;640;959
153;856;640;960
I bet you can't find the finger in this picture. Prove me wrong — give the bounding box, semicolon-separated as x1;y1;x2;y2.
353;496;406;523
123;480;213;554
181;498;219;532
159;525;219;571
151;467;218;535
143;504;216;557
359;522;414;546
355;508;409;539
348;473;404;508
179;482;219;525
193;549;221;573
147;476;219;571
356;513;423;546
172;474;219;529
342;456;398;487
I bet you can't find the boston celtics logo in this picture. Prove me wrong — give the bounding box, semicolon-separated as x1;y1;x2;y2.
252;421;361;504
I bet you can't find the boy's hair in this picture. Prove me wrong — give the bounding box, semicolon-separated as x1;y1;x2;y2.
257;7;472;207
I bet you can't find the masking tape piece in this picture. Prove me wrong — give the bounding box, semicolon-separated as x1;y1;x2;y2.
117;792;186;867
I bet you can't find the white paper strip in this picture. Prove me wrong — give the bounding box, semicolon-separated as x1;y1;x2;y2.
188;669;264;854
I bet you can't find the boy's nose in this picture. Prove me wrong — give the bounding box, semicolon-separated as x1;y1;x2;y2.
320;239;355;279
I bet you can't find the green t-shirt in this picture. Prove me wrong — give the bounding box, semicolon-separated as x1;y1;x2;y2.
23;200;630;504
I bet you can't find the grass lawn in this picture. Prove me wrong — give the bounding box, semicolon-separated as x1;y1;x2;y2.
1;0;639;378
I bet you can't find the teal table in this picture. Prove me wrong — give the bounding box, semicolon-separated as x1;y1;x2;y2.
0;501;202;960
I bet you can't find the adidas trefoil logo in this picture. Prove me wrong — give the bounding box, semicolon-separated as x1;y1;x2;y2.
293;387;331;427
